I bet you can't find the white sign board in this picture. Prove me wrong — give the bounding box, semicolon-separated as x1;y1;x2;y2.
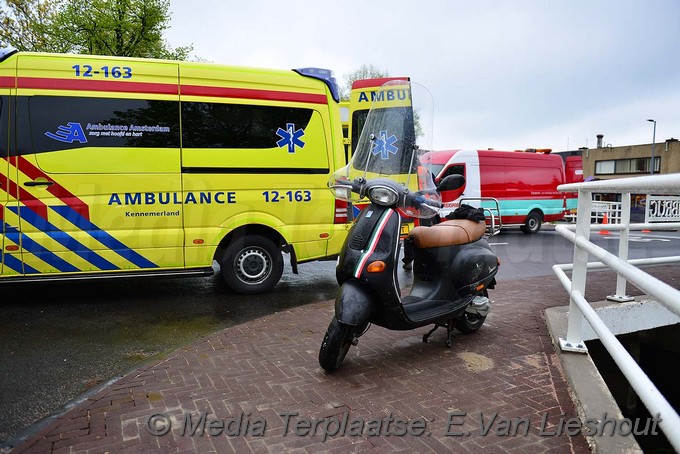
645;196;680;222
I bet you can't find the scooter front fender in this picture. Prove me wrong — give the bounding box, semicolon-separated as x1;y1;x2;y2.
334;280;376;327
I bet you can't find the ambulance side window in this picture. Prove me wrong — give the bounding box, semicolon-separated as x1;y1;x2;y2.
181;102;313;149
19;96;180;155
441;164;465;178
350;109;368;149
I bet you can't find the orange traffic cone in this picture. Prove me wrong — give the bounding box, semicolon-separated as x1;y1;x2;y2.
599;213;610;235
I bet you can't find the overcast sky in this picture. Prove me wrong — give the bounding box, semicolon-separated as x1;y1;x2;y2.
166;0;680;152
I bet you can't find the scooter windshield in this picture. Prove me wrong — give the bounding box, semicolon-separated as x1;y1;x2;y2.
329;80;440;219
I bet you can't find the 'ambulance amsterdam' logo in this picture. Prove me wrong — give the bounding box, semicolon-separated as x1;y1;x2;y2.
45;122;88;144
371;131;398;160
276;123;305;153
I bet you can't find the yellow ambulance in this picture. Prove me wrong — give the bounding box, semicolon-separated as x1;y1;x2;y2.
0;47;349;294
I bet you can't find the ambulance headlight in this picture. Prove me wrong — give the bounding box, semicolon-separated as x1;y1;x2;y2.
367;185;399;206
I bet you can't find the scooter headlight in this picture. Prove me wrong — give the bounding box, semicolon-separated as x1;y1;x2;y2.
367;185;399;206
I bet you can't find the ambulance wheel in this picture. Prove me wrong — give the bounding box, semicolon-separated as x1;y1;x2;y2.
319;317;353;372
221;235;283;294
520;211;542;234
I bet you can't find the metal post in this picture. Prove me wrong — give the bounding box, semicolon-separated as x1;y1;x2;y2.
559;189;590;353
607;192;634;302
647;119;657;174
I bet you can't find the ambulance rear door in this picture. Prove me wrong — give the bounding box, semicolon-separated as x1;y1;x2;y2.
0;92;8;275
0;51;18;276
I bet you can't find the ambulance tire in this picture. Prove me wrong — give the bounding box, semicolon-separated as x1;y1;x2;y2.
520;211;542;234
221;235;284;294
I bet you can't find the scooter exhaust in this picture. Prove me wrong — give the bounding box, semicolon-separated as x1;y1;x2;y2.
466;295;490;318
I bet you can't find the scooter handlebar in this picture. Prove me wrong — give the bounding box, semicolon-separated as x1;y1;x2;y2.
331;178;365;197
351;179;365;195
410;193;443;209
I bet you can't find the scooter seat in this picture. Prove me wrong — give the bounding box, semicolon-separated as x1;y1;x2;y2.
409;219;486;248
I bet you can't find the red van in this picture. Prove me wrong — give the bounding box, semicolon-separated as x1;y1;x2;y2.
422;149;567;233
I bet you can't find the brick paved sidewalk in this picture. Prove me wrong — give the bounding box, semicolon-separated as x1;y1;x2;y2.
10;266;677;454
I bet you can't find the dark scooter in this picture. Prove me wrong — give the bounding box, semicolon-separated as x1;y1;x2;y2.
319;80;499;372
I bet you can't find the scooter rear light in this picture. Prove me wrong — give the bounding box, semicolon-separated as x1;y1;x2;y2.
334;199;348;224
367;261;386;273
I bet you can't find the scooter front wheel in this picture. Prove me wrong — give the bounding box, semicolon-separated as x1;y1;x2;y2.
319;317;354;372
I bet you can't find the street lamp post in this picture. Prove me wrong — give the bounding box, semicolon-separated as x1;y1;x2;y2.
647;119;656;174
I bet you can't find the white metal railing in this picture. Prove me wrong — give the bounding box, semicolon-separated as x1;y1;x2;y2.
563;200;620;224
591;200;622;224
553;172;680;452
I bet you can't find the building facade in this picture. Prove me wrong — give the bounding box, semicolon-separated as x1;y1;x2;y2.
561;137;680;222
581;137;680;181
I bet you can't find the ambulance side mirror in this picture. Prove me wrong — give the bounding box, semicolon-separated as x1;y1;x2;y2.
437;174;465;192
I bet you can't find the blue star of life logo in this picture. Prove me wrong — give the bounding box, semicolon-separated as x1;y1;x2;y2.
276;123;305;154
45;122;88;144
371;131;398;160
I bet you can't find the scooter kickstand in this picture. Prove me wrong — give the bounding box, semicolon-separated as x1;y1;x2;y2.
422;324;439;343
445;320;454;348
422;322;454;348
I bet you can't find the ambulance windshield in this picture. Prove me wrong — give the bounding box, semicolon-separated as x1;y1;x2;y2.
328;80;440;219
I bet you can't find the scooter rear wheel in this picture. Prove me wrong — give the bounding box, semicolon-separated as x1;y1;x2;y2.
456;290;489;334
319;317;353;372
455;313;487;333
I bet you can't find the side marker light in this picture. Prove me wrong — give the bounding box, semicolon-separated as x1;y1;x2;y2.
367;261;386;273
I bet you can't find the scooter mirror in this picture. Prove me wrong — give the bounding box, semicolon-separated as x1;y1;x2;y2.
437;174;465;192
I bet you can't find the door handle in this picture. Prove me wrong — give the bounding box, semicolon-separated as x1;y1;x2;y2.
24;180;54;187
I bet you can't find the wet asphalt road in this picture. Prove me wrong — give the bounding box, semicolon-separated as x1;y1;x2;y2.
2;226;679;445
0;260;345;445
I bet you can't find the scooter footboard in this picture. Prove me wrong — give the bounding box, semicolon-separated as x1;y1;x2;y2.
335;280;375;327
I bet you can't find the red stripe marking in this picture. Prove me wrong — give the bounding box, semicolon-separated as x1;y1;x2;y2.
1;171;49;220
0;76;14;88
180;84;328;104
13;156;90;220
351;77;409;90
15;76;327;104
18;77;178;95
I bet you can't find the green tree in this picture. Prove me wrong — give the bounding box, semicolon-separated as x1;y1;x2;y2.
0;0;62;51
340;64;389;100
0;0;191;59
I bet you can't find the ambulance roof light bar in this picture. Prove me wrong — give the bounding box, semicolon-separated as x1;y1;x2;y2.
0;46;17;63
513;148;552;154
294;67;340;102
